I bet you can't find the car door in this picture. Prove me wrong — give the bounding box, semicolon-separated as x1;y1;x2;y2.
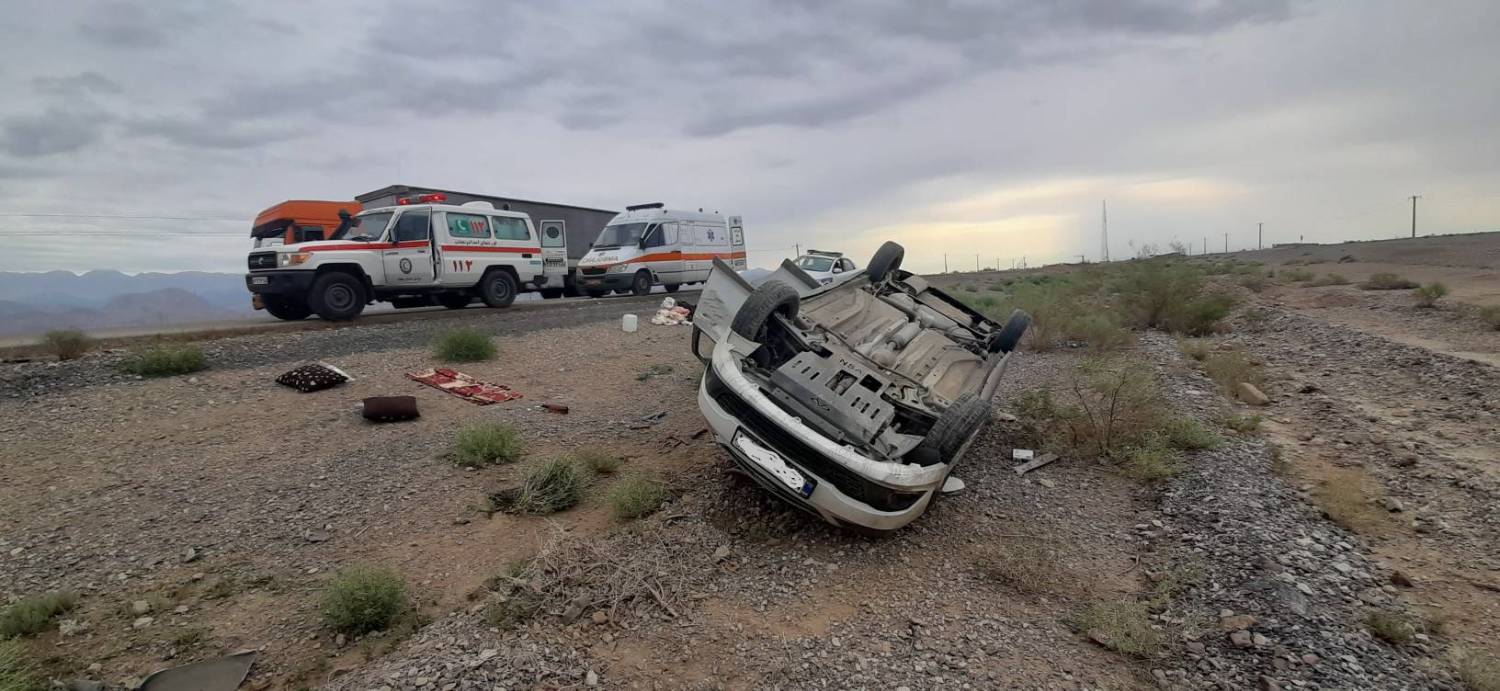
383;208;436;286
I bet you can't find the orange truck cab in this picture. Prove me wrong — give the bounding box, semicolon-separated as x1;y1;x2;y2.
251;200;363;248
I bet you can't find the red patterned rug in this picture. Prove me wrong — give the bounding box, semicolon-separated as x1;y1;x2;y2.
405;368;523;405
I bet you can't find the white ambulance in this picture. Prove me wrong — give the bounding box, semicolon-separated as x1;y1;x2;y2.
244;193;564;321
575;203;746;297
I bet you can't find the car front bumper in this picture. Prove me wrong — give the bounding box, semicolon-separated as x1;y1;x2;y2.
244;271;315;295
697;349;948;532
576;272;633;292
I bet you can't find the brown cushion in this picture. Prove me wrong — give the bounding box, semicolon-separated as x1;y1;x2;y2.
362;396;419;422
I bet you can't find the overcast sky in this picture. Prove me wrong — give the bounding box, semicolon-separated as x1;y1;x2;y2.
1;0;1497;274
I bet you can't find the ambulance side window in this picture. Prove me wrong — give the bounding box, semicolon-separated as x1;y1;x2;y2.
492;217;530;241
393;210;431;242
446;213;491;238
643;223;669;248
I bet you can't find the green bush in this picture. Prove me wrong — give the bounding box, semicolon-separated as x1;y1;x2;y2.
608;474;671;519
1122;439;1183;482
1221;414;1262;433
119;345;206;377
1365;610;1416;645
450;423;525;467
1361;273;1418;290
493;458;586;515
1201;349;1261;393
1413;282;1448;308
1237;274;1268;292
1162;293;1236;337
1160;418;1223;451
1280;268;1314;283
434;328;495;362
321;566;409;635
571;448;621;475
0;640;42;691
0;591;77;638
1071;599;1162;657
1113;262;1235;336
41;330;91;361
1071;312;1132;352
1482;305;1500;331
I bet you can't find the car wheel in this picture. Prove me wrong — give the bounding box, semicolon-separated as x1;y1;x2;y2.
989;309;1032;353
438;293;471;310
308;272;366;321
909;394;991;466
664;283;681;293
867;241;905;283
630;271;652;296
262;295;311;321
479;270;518;308
731;280;800;342
586;289;609;298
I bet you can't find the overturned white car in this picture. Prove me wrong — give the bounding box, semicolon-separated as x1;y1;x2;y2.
691;242;1029;532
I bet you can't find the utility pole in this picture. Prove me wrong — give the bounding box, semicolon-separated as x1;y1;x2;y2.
1203;237;1207;255
1258;222;1263;249
943;253;948;273
1223;233;1228;253
1101;200;1110;262
975;254;980;272
794;243;801;258
1076;255;1086;264
1409;194;1421;237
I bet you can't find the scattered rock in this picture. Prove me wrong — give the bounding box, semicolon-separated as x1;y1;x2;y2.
1037;478;1057;489
1238;382;1271;406
1220;614;1258;631
1390;571;1415;588
712;545;731;562
1229;630;1254;648
131;600;152;615
590;611;608;625
585;670;599;687
132;616;154;629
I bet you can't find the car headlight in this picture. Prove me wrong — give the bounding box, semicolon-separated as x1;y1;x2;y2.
609;263;632;273
279;252;312;267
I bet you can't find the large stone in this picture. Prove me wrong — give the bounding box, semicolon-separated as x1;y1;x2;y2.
1238;382;1271;406
1220;614;1258;631
1229;630;1255;648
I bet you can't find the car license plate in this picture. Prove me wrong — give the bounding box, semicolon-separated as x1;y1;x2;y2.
251;277;269;285
733;431;814;498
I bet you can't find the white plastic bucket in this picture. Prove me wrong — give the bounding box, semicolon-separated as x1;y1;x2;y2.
622;314;639;332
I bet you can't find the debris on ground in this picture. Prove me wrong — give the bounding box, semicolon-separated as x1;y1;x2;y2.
361;395;420;422
1012;449;1035;461
274;363;351;392
140;650;257;691
407;368;522;404
628;410;668;429
650;297;693;326
1013;452;1059;476
541;403;570;414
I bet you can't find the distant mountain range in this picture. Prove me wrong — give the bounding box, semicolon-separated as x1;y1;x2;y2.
0;270;254;338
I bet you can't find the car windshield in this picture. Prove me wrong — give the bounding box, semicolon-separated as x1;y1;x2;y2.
796;255;835;272
335;211;393;240
592;222;650;249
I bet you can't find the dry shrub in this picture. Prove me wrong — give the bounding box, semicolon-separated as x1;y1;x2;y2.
1237;274;1269;292
321;566;410;635
1220;413;1262;433
492;458;585;515
0;640;41;691
1281;268;1315;283
42;330;91;361
1072;599;1161;658
451;423;525;467
1482;306;1500;331
976;539;1065;594
1413;282;1449;308
608;473;671;519
1316;469;1387;534
1366;609;1417;645
1160;418;1223;451
1362;272;1418;290
571;448;621;475
1012;358;1166;459
1201;349;1262;393
1450;645;1500;691
1178;338;1213;362
0;591;77;638
1122;440;1183;482
1307;273;1351;287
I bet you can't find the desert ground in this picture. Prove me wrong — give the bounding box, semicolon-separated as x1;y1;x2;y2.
2;232;1498;690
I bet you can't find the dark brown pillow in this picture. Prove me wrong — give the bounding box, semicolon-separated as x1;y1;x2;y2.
276;363;350;393
362;396;419;422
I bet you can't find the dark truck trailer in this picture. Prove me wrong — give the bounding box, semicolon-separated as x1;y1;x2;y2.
356;184;617;297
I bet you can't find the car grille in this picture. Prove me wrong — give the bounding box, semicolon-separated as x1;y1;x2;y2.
580;266;607;276
706;367;923;512
248;252;276;270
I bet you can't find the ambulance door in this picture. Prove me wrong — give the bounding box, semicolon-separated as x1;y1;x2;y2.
539;220;568;282
643;222;684;285
383;208;436;286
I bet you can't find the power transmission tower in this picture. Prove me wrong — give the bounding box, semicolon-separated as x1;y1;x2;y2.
1409;195;1421;237
1258;222;1263;249
1101;200;1110;262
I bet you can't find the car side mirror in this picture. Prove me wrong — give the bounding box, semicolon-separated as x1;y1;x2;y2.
638;236;649;249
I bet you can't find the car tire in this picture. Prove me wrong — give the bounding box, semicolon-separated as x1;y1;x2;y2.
479;270;518;308
664;283;681;293
867;241;905;283
262;295;311;321
540;288;565;300
910;394;990;466
630;271;652;296
438;293;471;310
586;289;609;298
731;280;800;342
308;272;366;321
989;309;1032;353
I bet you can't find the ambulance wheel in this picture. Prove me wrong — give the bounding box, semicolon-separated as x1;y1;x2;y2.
262;295;311;321
664;283;681;293
479;270;518;308
586;289;609;298
309;272;366;321
439;293;471;310
631;270;652;296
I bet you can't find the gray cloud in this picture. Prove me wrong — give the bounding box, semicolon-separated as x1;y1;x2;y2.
33;71;122;96
76;2;171;49
126;116;304;150
0;109;109;157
